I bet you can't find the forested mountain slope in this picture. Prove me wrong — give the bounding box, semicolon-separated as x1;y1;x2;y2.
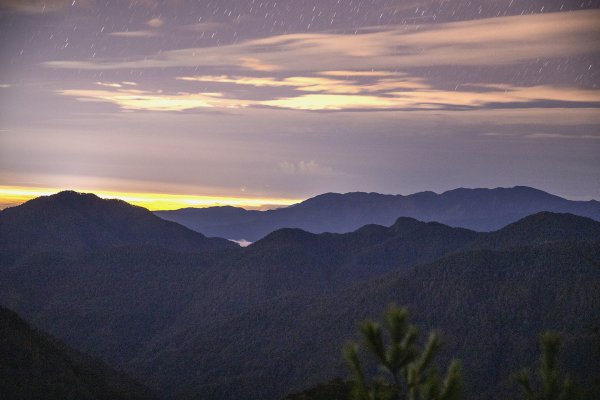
128;240;600;400
1;191;599;400
0;306;156;400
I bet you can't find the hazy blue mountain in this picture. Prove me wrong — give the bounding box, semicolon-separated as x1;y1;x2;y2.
0;306;156;400
0;190;236;264
155;186;600;241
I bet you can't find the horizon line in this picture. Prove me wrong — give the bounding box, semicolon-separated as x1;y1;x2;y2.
0;186;303;211
0;185;597;212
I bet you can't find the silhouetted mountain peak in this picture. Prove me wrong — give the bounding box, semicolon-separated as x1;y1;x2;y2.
251;228;319;249
38;190;109;204
500;211;599;230
21;190;142;216
389;216;428;234
292;191;391;209
0;190;236;261
353;224;390;236
440;185;561;202
389;216;473;238
52;189;88;199
484;211;600;246
155;186;600;241
391;216;424;227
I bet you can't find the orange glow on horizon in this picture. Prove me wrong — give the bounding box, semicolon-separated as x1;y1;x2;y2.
0;186;302;211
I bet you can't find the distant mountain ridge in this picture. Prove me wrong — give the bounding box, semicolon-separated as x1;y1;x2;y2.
0;190;236;264
155;186;600;241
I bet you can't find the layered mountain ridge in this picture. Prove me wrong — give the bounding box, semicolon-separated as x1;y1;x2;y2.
155;186;600;241
1;189;599;400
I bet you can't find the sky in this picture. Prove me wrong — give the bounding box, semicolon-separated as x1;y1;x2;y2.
0;0;599;210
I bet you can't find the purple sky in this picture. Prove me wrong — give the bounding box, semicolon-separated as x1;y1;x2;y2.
0;0;599;207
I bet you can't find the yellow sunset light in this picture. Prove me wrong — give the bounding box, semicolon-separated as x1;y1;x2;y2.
0;186;302;211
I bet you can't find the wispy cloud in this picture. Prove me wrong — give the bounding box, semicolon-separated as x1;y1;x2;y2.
95;81;123;88
58;88;246;111
239;57;280;72
319;71;406;77
95;81;138;88
59;81;600;112
146;17;164;28
178;74;430;94
263;94;408;111
179;75;358;94
108;30;162;38
48;9;600;113
279;160;333;175
261;85;600;111
44;10;600;71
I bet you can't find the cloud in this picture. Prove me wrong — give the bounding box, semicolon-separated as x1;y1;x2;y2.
57;88;248;111
230;239;252;247
178;74;431;95
146;17;164;28
108;30;162;38
59;80;600;112
48;8;600;114
239;57;280;72
178;75;362;94
44;10;600;72
279;160;333;175
95;81;138;88
319;71;405;77
178;75;291;87
264;94;409;111
96;81;122;88
262;85;600;111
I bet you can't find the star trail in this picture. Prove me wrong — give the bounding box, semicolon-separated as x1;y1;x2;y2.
0;0;599;208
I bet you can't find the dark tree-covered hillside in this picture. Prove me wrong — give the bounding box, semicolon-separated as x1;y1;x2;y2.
1;195;599;400
0;306;156;400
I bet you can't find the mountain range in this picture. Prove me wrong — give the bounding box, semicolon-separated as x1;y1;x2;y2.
155;186;600;241
1;190;599;399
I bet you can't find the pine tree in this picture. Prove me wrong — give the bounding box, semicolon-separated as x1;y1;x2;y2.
515;332;574;400
343;305;464;400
